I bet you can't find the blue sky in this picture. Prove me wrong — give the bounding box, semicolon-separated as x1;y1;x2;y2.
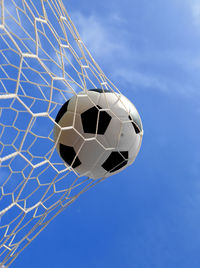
3;0;200;267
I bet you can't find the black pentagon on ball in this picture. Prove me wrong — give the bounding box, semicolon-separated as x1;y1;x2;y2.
128;115;140;134
102;151;128;173
55;100;70;123
59;144;81;168
81;106;111;135
89;88;112;93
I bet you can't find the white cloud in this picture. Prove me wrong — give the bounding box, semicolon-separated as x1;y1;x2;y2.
72;10;200;98
190;0;200;24
184;0;200;27
71;12;128;59
113;67;168;92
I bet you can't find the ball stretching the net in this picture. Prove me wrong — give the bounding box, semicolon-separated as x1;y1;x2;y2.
54;89;143;179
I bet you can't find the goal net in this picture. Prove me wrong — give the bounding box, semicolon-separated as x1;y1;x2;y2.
0;0;121;266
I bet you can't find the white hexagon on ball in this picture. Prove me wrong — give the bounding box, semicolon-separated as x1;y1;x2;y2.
54;89;143;179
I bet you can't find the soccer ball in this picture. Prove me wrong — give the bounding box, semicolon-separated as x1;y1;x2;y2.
54;89;143;179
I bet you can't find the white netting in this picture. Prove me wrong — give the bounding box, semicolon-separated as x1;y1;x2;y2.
0;0;123;266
